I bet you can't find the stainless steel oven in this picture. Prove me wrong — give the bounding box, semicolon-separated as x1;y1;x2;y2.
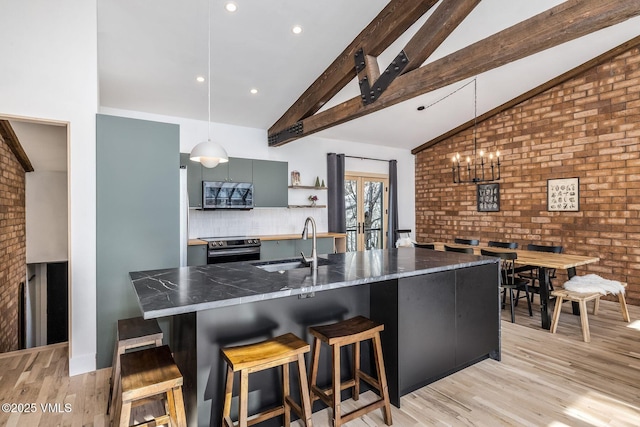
199;237;261;264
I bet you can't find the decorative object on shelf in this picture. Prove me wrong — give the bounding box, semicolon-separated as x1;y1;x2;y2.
190;0;229;169
477;183;500;212
291;170;301;186
547;177;579;212
315;176;321;187
450;78;500;183
308;195;318;207
321;179;325;187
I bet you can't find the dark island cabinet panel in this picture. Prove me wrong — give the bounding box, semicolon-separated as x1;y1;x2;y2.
398;272;457;392
455;263;500;363
371;264;499;406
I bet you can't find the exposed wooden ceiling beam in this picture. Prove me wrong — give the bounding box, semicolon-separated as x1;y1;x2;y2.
411;34;640;155
357;0;481;106
268;0;640;146
268;0;439;137
0;120;34;172
401;0;480;74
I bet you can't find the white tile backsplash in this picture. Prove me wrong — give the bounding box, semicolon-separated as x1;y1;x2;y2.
188;208;328;238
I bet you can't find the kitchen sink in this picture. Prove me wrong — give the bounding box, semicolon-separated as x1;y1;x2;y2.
251;257;332;273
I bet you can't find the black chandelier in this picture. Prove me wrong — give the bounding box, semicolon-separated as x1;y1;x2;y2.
451;78;501;184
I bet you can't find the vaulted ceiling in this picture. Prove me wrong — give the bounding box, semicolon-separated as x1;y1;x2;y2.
98;0;640;151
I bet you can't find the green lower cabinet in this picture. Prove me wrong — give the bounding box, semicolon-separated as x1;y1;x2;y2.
187;245;208;266
261;238;335;261
318;238;336;254
295;238;335;256
260;240;296;261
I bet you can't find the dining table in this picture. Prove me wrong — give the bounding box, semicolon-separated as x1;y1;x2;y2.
431;242;600;329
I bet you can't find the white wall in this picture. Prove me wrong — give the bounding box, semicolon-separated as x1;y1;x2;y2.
100;107;417;240
26;172;68;263
0;0;98;375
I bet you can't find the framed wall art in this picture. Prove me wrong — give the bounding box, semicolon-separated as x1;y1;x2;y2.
477;183;500;212
547;177;579;212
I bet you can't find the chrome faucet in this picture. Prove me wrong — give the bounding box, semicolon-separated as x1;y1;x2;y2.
301;216;317;271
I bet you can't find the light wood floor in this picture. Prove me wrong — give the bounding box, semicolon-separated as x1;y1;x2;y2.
1;299;639;426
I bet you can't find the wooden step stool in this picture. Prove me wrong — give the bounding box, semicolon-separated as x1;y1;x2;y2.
115;344;186;427
108;316;164;415
221;333;313;427
308;316;392;427
550;282;630;342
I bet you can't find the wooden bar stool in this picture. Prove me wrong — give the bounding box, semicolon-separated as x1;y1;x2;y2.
108;316;163;415
115;344;187;427
221;333;313;427
308;316;392;427
550;282;630;342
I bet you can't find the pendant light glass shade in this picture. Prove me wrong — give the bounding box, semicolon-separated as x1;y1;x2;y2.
190;139;229;168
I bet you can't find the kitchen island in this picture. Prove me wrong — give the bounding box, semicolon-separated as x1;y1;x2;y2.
130;248;500;427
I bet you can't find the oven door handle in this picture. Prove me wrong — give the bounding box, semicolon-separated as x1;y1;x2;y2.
208;248;261;257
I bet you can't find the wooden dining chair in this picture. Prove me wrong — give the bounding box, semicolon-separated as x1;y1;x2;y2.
454;238;479;246
481;249;533;323
488;241;518;249
444;245;474;254
518;243;563;302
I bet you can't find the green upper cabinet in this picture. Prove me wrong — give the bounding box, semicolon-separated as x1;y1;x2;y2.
252;159;288;207
182;155;287;209
180;153;203;208
202;157;253;182
228;158;253;182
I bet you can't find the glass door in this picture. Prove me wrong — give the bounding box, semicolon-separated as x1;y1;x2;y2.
345;173;388;251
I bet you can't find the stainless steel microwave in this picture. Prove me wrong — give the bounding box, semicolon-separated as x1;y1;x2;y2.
202;181;254;209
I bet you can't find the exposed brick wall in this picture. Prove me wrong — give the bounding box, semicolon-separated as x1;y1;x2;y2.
0;132;27;352
416;45;640;306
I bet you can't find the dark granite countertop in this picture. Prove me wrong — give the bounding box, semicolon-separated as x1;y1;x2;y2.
130;248;498;319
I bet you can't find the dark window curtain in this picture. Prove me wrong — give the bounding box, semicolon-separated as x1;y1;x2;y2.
387;160;398;248
327;153;346;233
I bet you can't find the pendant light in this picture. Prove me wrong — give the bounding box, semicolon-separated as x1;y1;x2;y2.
451;78;500;184
190;0;228;168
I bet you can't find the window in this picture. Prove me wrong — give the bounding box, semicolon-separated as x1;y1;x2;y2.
345;173;388;251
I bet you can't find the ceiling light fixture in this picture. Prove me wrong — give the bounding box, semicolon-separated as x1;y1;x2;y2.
451;78;500;184
292;25;303;35
224;2;237;13
191;0;229;169
250;88;258;94
196;76;205;83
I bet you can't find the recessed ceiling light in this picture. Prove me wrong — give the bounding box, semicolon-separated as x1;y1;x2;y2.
196;76;205;83
225;2;237;12
292;25;303;35
250;88;258;95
